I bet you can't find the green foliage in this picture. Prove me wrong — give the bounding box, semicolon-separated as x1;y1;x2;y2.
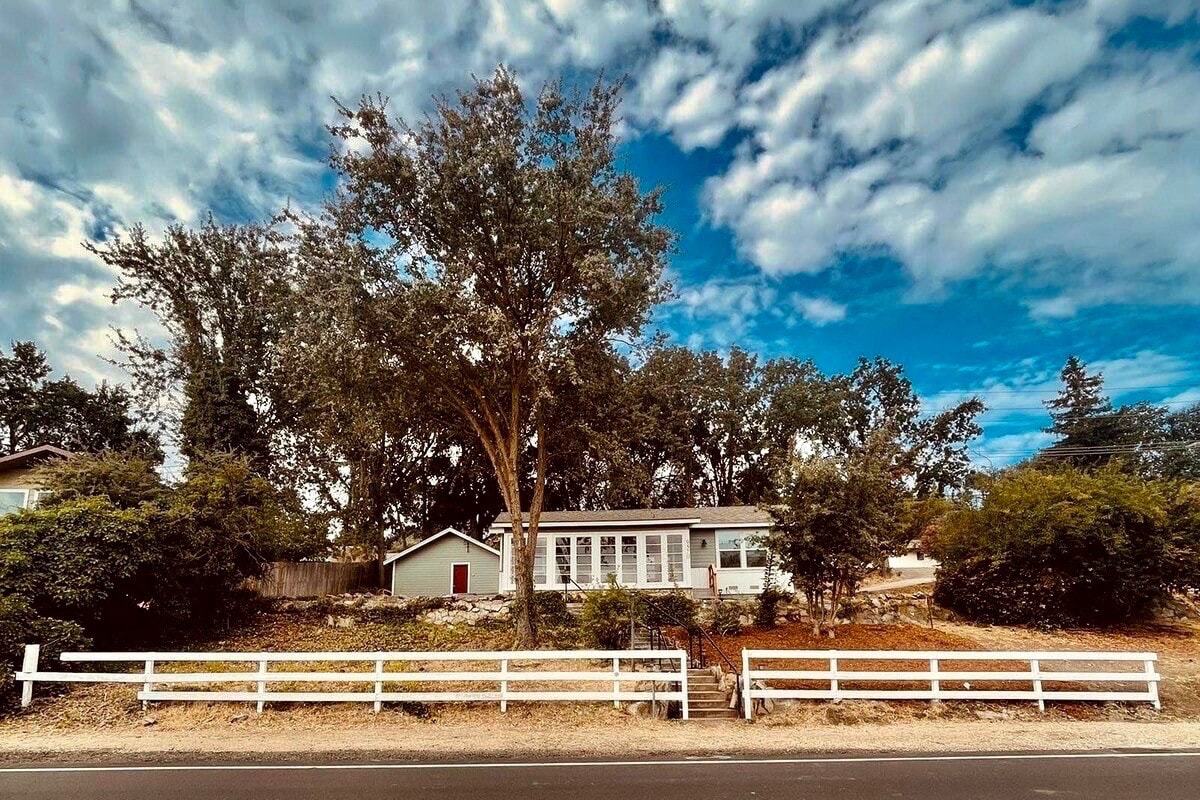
0;595;89;710
532;591;574;627
579;581;633;649
639;591;698;630
0;340;157;457
0;451;326;651
755;588;790;628
932;467;1186;626
708;601;743;636
767;437;908;635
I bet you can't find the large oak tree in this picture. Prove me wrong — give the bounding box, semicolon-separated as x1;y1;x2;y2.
324;67;671;645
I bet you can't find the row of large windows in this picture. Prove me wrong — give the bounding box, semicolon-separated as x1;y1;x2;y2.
717;531;768;569
533;532;685;587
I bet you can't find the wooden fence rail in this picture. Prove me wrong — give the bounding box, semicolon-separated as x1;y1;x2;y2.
251;561;379;598
742;649;1160;719
15;646;689;718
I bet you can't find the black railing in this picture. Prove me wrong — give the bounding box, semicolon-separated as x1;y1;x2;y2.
640;601;743;714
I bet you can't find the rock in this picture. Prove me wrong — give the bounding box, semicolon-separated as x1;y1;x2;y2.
229;713;250;723
974;709;1014;721
880;612;896;623
142;716;157;726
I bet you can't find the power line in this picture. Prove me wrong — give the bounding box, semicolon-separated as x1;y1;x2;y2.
942;383;1199;396
974;441;1200;457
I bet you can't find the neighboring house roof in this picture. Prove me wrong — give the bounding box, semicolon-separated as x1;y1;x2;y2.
383;527;502;566
492;505;771;527
0;445;74;472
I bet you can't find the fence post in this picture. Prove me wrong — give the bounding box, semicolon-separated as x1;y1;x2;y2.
374;659;383;713
1031;658;1044;712
19;644;39;708
612;657;620;708
257;660;268;713
742;649;752;719
1145;657;1160;710
680;653;689;721
500;658;508;713
929;657;940;702
142;658;154;712
829;654;839;702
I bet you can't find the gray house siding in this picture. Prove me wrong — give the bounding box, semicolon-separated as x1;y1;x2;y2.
389;534;499;597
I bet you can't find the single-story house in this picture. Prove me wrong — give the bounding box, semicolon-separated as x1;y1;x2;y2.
492;505;791;598
384;527;501;597
0;445;73;517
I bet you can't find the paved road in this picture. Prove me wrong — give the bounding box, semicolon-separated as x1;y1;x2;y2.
2;750;1198;799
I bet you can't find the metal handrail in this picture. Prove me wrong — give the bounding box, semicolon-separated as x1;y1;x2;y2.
637;598;743;713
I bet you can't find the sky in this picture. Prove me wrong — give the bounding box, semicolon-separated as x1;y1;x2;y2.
2;0;1199;467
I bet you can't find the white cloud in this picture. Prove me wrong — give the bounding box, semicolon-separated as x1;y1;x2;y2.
790;294;846;326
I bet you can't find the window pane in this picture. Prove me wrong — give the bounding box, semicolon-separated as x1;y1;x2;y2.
0;490;25;517
599;536;617;581
744;548;768;568
555;537;571;585
620;535;638;584
575;536;592;584
533;537;547;585
645;535;662;583
717;532;742;551
719;550;742;568
666;534;684;583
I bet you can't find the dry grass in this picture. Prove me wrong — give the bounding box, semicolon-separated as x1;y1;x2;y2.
5;608;1200;758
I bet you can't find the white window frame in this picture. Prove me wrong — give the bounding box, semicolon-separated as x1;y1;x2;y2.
449;562;471;595
524;529;691;590
716;529;768;571
0;488;30;516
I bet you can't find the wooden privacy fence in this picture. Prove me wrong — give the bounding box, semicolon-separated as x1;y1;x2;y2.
252;561;379;597
15;646;689;718
741;649;1161;719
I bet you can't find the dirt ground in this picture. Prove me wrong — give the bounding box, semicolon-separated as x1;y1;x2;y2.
3;610;1199;759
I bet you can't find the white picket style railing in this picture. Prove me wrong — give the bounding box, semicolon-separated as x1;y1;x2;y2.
741;649;1161;719
15;645;689;718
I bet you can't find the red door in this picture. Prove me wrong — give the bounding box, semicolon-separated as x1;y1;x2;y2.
451;563;469;595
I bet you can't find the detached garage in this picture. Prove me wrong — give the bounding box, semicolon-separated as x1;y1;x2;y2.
384;527;500;597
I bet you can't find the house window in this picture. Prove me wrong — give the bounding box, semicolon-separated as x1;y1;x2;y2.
717;530;768;569
645;535;662;583
599;536;616;581
0;490;27;517
666;534;684;582
554;537;571;585
532;537;548;585
620;536;638;584
575;536;592;583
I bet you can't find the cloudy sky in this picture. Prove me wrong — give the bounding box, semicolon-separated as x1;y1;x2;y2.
2;0;1199;464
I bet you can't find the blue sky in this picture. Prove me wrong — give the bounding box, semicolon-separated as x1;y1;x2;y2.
1;0;1199;466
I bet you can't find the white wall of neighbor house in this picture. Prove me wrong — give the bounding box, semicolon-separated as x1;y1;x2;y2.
390;534;500;596
887;551;938;570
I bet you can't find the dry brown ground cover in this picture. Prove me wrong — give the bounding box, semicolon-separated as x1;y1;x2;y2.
3;608;1198;758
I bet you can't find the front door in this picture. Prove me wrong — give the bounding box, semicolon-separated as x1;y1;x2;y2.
451;563;469;595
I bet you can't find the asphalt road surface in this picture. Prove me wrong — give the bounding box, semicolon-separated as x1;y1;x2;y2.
2;750;1198;799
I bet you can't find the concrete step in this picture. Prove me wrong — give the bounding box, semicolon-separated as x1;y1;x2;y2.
688;708;739;719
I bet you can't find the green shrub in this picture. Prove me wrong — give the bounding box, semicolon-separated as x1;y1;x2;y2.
708;601;743;636
579;581;633;648
532;591;574;627
755;588;790;628
0;595;88;711
932;467;1180;627
639;591;698;630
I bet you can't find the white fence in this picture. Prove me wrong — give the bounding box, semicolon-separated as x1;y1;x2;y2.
742;649;1160;719
15;645;689;718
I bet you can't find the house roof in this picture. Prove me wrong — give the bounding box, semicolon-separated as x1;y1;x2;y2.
0;445;74;472
492;505;771;527
383;527;502;566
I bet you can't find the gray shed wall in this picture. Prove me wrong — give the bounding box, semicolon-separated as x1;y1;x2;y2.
390;534;499;597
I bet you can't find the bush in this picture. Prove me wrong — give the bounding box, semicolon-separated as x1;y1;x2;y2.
708;601;743;636
532;591;574;627
755;587;790;628
932;467;1181;627
639;591;698;630
0;595;88;710
579;581;633;648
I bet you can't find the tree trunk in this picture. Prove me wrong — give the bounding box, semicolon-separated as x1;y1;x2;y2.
511;531;536;647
